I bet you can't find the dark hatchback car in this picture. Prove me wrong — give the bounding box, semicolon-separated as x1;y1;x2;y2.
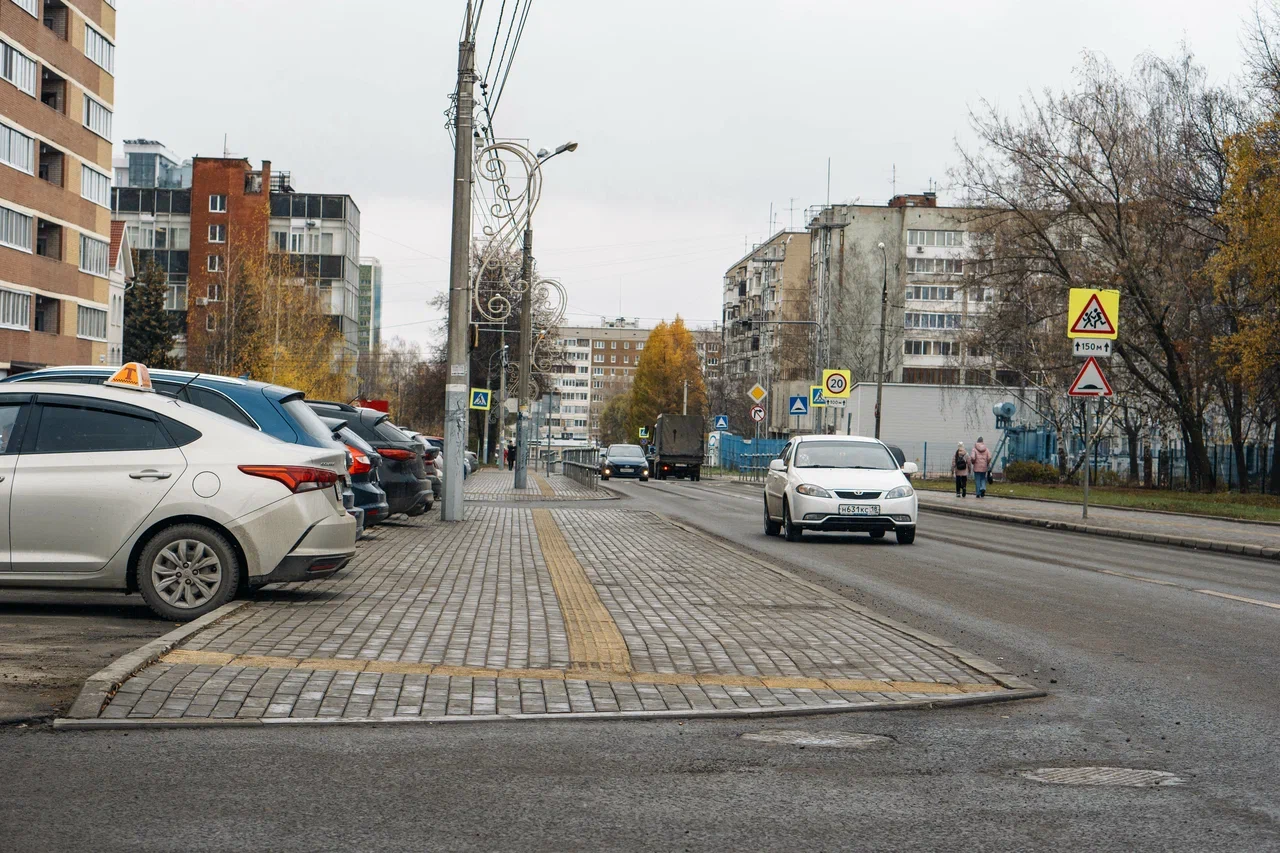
600;444;650;480
308;402;432;517
322;417;391;528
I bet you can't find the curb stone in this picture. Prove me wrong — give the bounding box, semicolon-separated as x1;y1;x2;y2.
919;501;1280;561
63;600;250;720
51;687;1043;730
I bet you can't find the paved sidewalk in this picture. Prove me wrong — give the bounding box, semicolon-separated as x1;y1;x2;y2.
917;490;1280;558
464;469;608;501
63;504;1033;727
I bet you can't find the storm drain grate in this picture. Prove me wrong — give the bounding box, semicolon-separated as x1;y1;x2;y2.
741;730;893;749
1021;767;1185;787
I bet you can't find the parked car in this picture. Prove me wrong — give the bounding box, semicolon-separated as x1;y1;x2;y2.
2;364;366;526
0;364;357;620
321;417;391;528
402;431;445;496
763;434;917;544
465;450;479;475
307;402;432;517
599;444;650;481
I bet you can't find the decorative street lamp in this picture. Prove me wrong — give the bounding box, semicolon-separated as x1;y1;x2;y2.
874;241;889;440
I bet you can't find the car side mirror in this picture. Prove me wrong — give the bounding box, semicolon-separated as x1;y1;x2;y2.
768;459;786;472
902;461;918;477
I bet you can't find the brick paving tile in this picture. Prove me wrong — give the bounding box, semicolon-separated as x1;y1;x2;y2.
464;470;609;502
89;504;1014;724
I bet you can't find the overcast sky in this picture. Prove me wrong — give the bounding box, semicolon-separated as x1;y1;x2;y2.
116;0;1259;350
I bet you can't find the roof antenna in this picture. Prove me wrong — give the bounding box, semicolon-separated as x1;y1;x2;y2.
223;133;228;157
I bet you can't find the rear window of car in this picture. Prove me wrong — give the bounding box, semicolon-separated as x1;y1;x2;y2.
374;420;413;443
284;397;340;445
187;386;256;429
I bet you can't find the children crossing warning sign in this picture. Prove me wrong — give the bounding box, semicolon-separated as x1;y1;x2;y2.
1067;289;1119;339
1067;356;1114;397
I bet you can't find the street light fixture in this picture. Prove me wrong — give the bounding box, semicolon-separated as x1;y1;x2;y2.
874;242;888;440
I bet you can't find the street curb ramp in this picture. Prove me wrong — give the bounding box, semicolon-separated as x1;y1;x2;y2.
62;601;250;721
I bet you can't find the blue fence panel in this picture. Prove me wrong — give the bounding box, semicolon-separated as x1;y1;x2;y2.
718;434;787;471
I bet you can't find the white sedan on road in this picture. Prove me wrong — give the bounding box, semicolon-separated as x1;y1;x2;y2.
763;434;918;544
0;365;357;620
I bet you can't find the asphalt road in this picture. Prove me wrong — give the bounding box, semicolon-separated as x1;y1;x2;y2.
0;480;1277;851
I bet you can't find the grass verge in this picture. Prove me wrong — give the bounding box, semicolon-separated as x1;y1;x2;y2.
915;477;1280;521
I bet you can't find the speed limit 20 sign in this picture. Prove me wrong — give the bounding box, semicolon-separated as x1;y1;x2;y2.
822;369;851;398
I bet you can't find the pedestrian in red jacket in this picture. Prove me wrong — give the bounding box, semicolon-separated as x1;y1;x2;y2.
970;437;993;498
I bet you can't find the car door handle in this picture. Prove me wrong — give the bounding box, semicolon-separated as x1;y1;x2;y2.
129;470;172;480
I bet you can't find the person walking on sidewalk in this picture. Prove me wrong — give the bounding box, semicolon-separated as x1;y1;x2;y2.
970;437;993;499
951;442;969;497
506;442;517;471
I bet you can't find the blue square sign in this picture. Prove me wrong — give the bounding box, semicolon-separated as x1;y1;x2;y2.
713;414;729;430
789;395;809;416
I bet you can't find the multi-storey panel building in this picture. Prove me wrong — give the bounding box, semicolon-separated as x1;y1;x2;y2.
112;147;362;374
357;257;381;355
0;0;117;373
538;319;648;446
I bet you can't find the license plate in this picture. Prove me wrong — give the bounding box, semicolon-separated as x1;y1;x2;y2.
839;504;878;516
620;467;633;472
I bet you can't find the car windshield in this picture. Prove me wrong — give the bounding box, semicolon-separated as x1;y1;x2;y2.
609;445;643;457
793;440;898;470
282;397;341;446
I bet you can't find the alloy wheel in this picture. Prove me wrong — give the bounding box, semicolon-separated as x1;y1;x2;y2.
151;539;224;609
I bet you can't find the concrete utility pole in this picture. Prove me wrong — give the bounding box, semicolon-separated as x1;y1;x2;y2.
683;380;689;415
514;224;535;490
442;2;475;521
874;242;888;440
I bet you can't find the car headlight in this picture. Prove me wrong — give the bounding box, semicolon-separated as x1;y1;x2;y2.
884;485;914;499
796;484;833;498
603;467;611;474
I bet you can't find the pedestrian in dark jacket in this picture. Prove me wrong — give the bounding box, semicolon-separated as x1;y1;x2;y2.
506;443;517;471
951;442;969;497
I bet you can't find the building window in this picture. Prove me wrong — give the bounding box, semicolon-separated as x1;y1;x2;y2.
207;255;222;272
81;164;110;208
594;341;604;349
126;224;154;250
593;368;603;376
208;224;226;243
42;0;68;38
208;284;222;302
906;285;956;300
623;341;630;349
907;258;964;275
635;342;644;351
593;354;603;363
0;288;30;329
83;24;114;73
622;355;629;364
904;312;961;330
164;227;190;250
610;355;616;363
35;218;61;259
206;313;217;332
76;305;107;340
33;294;57;332
209;194;227;213
165;276;188;311
610;341;617;349
40;66;66;113
37;143;63;186
904;340;956;356
79;234;108;277
13;0;38;17
0;122;34;174
1;42;37;96
83;95;112;140
0;205;32;253
271;230;287;252
907;229;964;247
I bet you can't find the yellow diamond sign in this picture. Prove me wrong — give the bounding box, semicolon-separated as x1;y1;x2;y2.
748;383;767;404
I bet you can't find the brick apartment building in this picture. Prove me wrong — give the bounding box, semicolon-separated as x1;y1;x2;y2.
112;143;362;380
0;0;117;374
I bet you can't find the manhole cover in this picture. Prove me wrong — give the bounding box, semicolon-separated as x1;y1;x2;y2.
1021;767;1185;787
741;730;892;749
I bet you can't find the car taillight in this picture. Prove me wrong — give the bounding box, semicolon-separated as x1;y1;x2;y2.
346;444;372;475
239;465;340;493
379;448;415;461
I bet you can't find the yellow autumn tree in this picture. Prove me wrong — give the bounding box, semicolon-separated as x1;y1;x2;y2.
629;316;707;432
1207;115;1280;392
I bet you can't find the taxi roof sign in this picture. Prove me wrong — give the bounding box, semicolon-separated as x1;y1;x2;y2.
104;362;155;393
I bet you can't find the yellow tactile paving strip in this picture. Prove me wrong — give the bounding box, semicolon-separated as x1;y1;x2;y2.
531;472;557;497
157;648;994;696
532;508;633;673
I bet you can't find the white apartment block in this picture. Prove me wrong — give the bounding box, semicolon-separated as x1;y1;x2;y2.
545;318;649;445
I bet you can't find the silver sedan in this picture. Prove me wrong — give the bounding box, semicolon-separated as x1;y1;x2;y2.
0;378;356;620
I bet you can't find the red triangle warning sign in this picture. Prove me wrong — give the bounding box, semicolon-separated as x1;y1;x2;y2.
1070;294;1116;336
1068;357;1114;397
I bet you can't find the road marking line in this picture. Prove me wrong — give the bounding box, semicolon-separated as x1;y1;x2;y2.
1193;589;1280;610
533;508;633;672
1097;569;1180;587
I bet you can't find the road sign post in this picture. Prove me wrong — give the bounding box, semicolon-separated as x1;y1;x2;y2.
1068;286;1120;519
713;414;729;431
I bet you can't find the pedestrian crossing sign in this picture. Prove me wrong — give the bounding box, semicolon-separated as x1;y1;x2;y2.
469;388;491;410
810;386;827;408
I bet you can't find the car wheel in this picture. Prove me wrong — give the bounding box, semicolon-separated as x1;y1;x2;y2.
137;524;240;621
783;501;803;542
896;526;916;545
764;501;781;537
601;473;610;481
869;529;886;540
406;504;426;517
